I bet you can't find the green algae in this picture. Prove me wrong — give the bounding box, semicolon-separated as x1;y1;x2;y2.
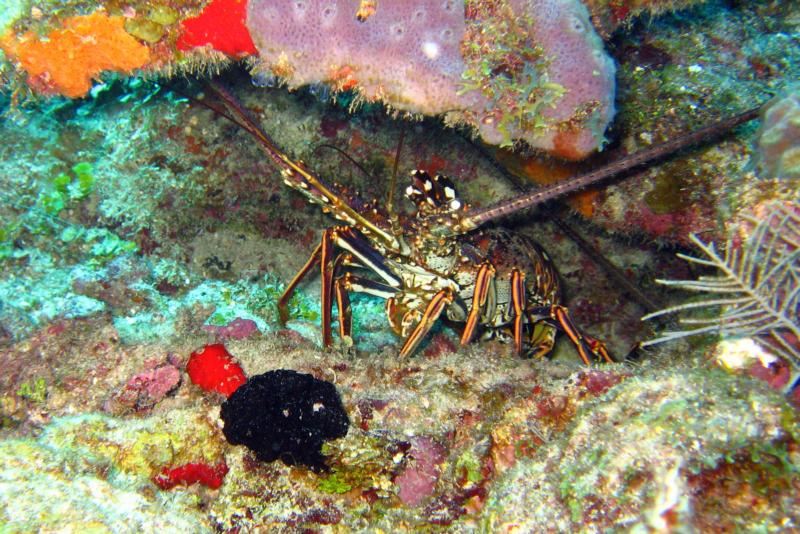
455;449;482;485
318;471;354;494
15;377;46;404
643;169;690;214
460;0;563;148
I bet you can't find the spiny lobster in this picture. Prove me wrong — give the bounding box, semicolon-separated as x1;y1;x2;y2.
201;83;758;363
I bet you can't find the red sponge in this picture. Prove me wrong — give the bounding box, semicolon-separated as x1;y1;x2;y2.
176;0;257;56
154;461;229;490
187;343;247;397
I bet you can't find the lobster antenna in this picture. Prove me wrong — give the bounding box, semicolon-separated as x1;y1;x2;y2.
386;128;405;218
314;143;376;180
202;81;400;249
314;131;412;255
433;106;761;234
179;84;257;139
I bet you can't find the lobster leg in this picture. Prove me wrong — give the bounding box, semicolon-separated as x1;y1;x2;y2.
332;226;402;288
324;227;402;345
320;230;337;347
399;289;454;357
276;228;340;346
333;277;353;342
460;262;496;346
280;226;402;347
332;255;355;342
527;321;557;359
278;241;323;325
551;306;615;364
342;274;398;300
510;269;527;356
336;273;401;342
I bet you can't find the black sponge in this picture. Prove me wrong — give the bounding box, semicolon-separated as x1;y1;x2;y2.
220;369;349;470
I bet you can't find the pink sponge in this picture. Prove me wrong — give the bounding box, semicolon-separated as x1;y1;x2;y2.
246;0;615;159
756;87;800;180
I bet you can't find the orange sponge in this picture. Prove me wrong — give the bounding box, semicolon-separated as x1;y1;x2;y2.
1;12;150;98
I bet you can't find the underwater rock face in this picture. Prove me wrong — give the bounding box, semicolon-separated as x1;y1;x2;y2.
220;369;349;470
246;0;615;158
0;411;223;532
481;366;800;531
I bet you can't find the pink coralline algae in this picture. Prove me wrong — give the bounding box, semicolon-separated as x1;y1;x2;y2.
202;317;260;340
246;0;615;159
394;436;447;506
576;370;624;397
756;87;800;180
107;362;182;412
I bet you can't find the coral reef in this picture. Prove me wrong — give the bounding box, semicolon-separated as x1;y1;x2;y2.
481;364;800;531
0;0;615;158
1;0;799;531
0;410;224;531
2;313;798;531
537;0;797;246
0;438;213;531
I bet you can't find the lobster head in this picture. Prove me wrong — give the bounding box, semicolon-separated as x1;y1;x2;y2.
405;170;463;218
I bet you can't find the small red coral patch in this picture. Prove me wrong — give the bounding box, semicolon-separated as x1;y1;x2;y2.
154;461;229;490
187;343;246;397
577;370;624;397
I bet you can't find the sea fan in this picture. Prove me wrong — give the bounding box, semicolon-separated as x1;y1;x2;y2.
642;202;800;366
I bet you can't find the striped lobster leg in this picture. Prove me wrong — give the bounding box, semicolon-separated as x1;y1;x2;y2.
460;262;496;346
278;226;401;347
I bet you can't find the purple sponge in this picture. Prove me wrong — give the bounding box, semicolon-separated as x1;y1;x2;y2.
246;0;615;159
